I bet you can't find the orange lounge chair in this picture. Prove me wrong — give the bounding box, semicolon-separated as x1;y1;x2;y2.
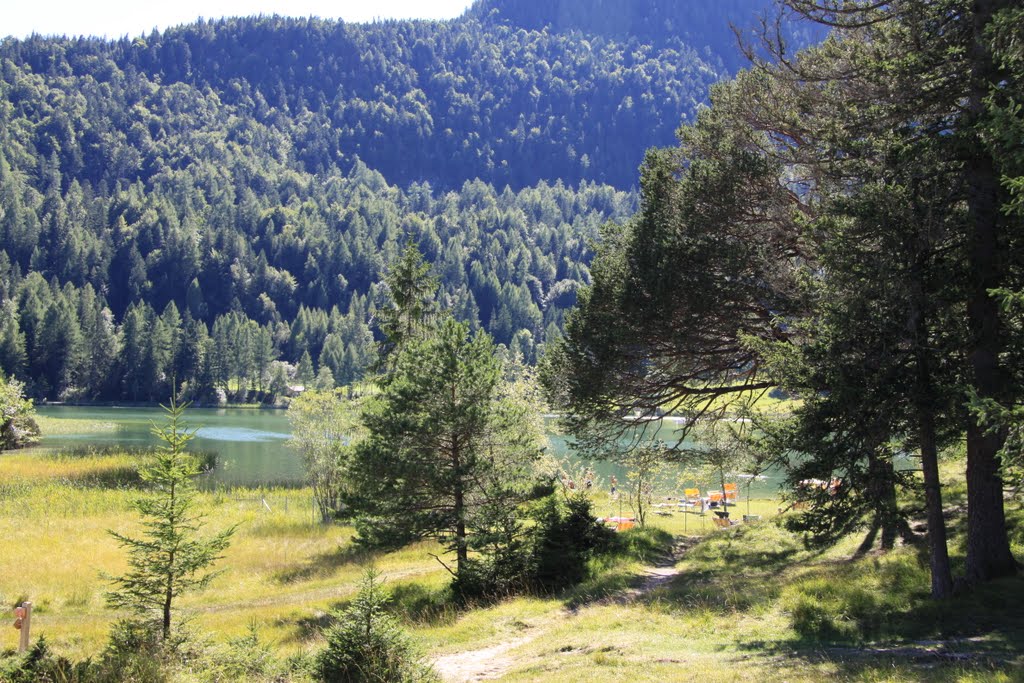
724;483;739;503
681;488;701;507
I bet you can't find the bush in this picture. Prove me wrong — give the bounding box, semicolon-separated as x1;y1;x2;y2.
0;375;39;451
89;619;170;683
0;636;86;683
528;492;614;592
317;569;438;683
199;624;289;682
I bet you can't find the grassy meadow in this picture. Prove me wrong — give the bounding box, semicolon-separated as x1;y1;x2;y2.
1;444;1022;682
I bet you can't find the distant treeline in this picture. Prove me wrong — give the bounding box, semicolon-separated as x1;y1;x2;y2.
0;166;633;401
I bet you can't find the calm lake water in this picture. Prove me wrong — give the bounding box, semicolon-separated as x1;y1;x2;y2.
32;406;787;497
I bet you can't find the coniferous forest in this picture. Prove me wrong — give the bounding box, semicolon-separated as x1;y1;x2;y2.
2;0;1024;681
0;0;790;402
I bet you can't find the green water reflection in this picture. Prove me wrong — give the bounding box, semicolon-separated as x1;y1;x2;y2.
33;406;787;497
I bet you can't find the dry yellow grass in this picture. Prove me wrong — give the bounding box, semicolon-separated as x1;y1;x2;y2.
0;449;451;659
3;446;1021;683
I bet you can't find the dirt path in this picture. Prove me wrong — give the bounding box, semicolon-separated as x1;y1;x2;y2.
432;535;697;682
432;635;539;682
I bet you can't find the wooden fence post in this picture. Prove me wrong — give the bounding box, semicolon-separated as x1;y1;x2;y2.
16;601;32;653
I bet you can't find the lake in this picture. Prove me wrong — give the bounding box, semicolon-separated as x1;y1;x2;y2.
30;406;787;498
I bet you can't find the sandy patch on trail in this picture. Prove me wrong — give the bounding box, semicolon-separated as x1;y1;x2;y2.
433;634;539;682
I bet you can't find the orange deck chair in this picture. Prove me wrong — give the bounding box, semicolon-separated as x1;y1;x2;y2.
724;483;739;503
683;488;701;506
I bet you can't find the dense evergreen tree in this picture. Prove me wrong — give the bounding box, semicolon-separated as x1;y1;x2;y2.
349;318;543;585
545;0;1022;595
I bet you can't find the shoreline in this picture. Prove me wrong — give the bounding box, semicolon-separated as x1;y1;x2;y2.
36;401;288;411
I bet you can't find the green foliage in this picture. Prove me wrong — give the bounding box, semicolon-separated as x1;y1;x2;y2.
468;0;806;74
376;240;438;367
200;624;286;682
88;619;170;683
105;397;235;640
316;569;438;683
528;491;614;592
0;636;88;683
0;6;716;403
350;316;544;589
288;389;365;522
0;373;39;451
545;0;1023;593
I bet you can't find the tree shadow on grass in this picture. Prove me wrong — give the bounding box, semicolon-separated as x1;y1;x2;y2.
654;524;810;615
390;582;460;626
285;610;336;644
558;526;677;611
729;565;1024;681
273;543;381;584
283;579;460;644
729;645;1017;682
561;567;646;611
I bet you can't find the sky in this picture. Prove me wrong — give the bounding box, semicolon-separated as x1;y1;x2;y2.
1;0;476;40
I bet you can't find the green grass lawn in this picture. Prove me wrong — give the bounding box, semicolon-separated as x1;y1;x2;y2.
1;446;1022;682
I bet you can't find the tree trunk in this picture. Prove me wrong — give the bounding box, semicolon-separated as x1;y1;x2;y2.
963;0;1017;583
966;423;1016;581
452;436;467;576
454;482;467;574
919;407;954;598
908;259;954;598
163;587;172;641
720;467;728;517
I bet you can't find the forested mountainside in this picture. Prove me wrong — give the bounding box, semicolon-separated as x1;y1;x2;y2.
0;14;722;191
468;0;787;74
0;0;781;402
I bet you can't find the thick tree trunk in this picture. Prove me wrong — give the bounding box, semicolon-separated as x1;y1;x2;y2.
919;407;954;598
963;0;1017;583
965;423;1015;581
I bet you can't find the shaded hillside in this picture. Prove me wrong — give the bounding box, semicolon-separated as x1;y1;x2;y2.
468;0;781;73
1;15;720;191
0;1;792;401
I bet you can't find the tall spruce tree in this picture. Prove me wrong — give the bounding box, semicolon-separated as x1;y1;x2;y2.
106;396;235;640
375;240;438;368
774;0;1020;587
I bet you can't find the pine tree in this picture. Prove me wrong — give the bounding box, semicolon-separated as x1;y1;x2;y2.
314;365;336;391
0;299;27;378
376;240;438;367
295;350;315;388
316;568;438;682
106;396;235;640
350;319;543;588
